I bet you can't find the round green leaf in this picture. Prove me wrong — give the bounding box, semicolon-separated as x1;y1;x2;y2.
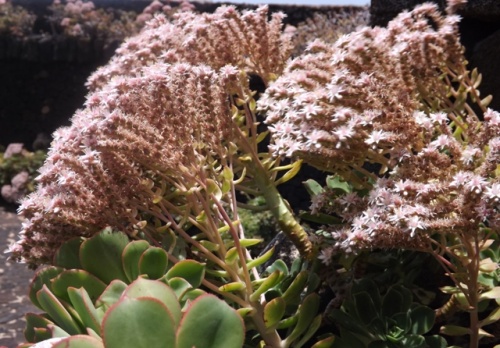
166;260;205;288
53;237;84;269
409;305;435;335
95;280;128;309
102;297;176;348
122;278;181;326
24;313;55;343
138;247;169;279
36;285;82;335
264;297;286;329
167;277;192;300
80;229;129;283
176;294;245;348
51;270;107;304
52;335;104;348
29;266;64;310
122;240;150;282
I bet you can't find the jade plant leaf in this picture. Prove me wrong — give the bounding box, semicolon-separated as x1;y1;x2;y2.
53;237;84;269
67;287;101;335
176;294;245;348
165;260;205;288
167;277;192;300
95;280;128;309
121;278;181;327
52;335;104;348
80;229;129;283
409;305;435;335
138;247;168;279
36;285;82;335
102;297;176;348
24;313;55;343
264;297;286;329
29;266;64;310
51;270;107;304
121;240;150;282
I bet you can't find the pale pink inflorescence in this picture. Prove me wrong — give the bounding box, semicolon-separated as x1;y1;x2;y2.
11;6;292;267
259;3;500;254
259;3;463;179
87;5;292;91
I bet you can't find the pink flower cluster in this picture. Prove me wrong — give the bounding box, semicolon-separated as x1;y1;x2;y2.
258;3;500;255
259;3;463;179
10;6;293;267
87;5;292;91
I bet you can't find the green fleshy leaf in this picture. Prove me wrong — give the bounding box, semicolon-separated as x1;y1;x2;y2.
122;278;181;327
425;335;448;348
122;240;150;282
24;313;54;343
294;314;323;348
33;328;53;343
326;175;352;193
80;229;129;283
354;292;379;325
250;271;281;302
102;297;176;348
52;335;104;348
166;260;205;288
51;270;107;304
95;280;128;309
281;271;309;305
479;287;500;300
263;297;286;329
167;277;192;300
29;266;64;310
67;287;101;335
382;287;404;318
53;237;84;269
246;247;274;270
36;285;82;335
176;294;245;348
49;325;71;339
440;324;471;336
311;335;335;348
265;259;288;277
138;247;169;279
479;306;500;327
410;305;435;335
330;309;368;337
303;179;324;196
285;293;320;344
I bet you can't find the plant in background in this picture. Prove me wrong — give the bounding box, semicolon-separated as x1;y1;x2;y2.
0;143;46;203
46;0;142;45
288;7;370;57
0;0;36;37
330;279;446;348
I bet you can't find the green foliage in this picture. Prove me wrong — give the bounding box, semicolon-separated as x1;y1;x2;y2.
330;279;446;348
0;1;36;37
0;148;46;195
24;229;244;348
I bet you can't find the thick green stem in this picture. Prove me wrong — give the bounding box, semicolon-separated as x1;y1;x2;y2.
251;163;313;259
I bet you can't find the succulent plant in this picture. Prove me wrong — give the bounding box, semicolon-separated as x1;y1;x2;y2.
21;228;244;348
330;279;446;348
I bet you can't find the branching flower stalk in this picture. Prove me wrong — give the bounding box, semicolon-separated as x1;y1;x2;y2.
259;2;500;347
8;7;318;347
